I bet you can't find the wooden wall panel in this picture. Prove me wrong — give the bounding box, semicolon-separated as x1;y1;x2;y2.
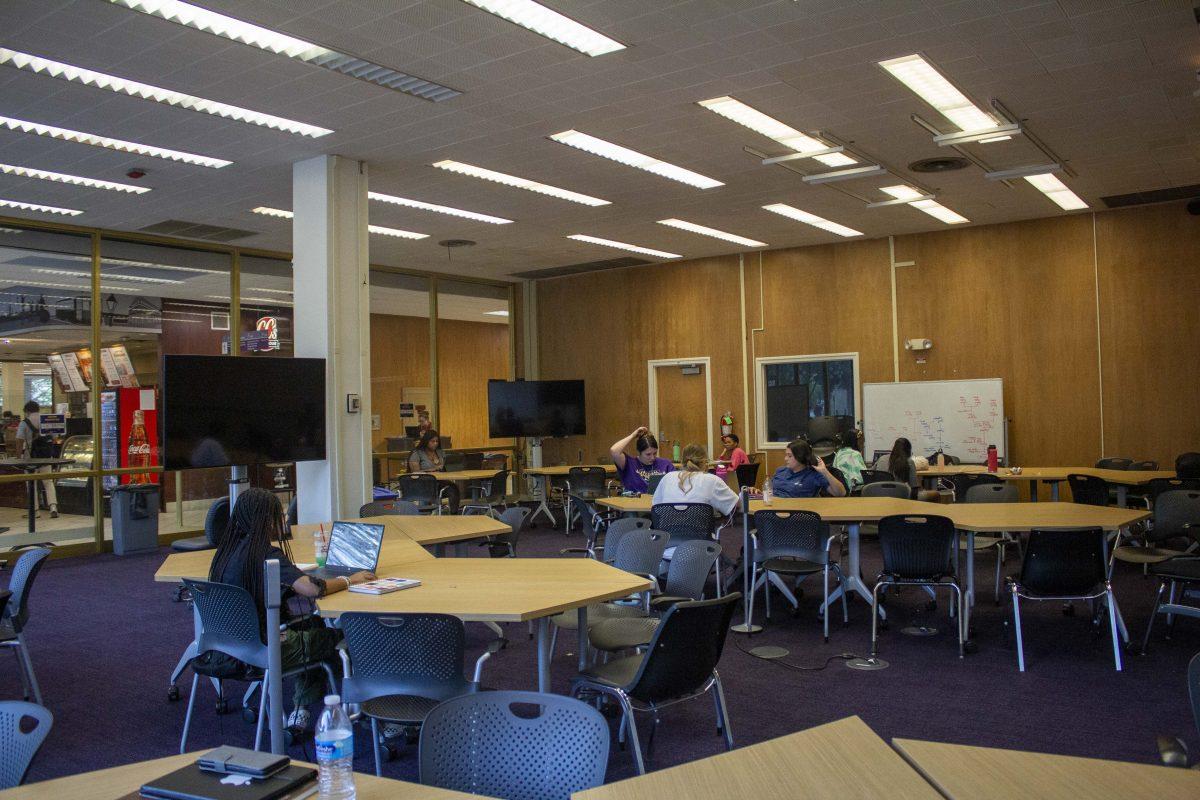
893;215;1101;467
369;314;429;451
537;256;743;466
437;319;512;451
1096;202;1200;467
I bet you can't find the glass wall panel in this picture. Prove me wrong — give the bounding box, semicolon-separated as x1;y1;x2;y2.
0;226;95;546
368;270;430;486
436;280;512;454
99;237;232;537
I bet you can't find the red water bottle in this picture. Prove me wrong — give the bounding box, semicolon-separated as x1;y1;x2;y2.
986;444;998;473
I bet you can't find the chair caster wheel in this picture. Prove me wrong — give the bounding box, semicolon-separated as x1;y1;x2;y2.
167;685;181;702
215;698;230;714
242;706;258;724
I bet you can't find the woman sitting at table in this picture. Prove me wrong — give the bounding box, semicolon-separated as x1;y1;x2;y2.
610;426;675;494
408;429;460;513
653;443;739;515
873;437;920;497
718;433;750;471
771;439;847;498
831;431;867;491
207;488;374;733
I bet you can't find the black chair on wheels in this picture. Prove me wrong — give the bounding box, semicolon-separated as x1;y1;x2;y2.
861;481;911;501
1005;528;1122;671
0;549;50;705
857;469;894;489
1140;513;1200;654
461;470;514;517
1067;473;1111;506
565;466;610;530
734;462;761;490
171;496;230;552
747;510;846;641
1115;489;1200;570
397;474;448;515
570;593;739;775
650;503;716;547
1096;458;1133;470
871;515;965;660
479;506;531;558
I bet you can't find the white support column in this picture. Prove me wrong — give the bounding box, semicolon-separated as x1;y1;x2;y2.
292;155;371;523
1;362;25;413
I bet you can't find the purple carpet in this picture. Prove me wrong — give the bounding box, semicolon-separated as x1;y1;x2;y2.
7;518;1198;788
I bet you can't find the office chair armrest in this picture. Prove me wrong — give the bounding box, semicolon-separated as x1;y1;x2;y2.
559;547;593;555
649;595;690;610
1157;734;1189;767
472;638;507;683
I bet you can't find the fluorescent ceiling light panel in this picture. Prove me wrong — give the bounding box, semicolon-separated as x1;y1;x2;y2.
367;192;512;224
251;207;428;239
432;160;609;206
567;234;680;259
32;268;180;284
106;0;459;101
880;185;925;202
656;218;765;248
484;310;509;317
0;198;82;216
460;0;624;56
549;130;723;189
878;54;1008;140
0;47;331;137
697;96;856;167
15;279;140;292
0;115;231;168
1024;173;1087;211
762;203;862;237
910;199;969;224
0;162;150;193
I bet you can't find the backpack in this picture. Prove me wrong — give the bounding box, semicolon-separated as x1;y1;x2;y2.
20;418;55;458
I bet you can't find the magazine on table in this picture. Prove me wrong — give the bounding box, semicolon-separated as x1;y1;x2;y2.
348;577;422;595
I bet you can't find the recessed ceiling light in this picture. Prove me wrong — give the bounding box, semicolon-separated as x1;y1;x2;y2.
880;185;925;202
909;199;969;224
0;162;151;193
14;278;141;292
251;207;428;239
0;197;82;216
32;268;180;284
549;131;723;189
0;114;231;167
567;234;680;259
105;1;460;101
0;48;330;137
878;54;1008;141
367;192;512;224
484;309;510;317
656;218;765;248
433;160;609;206
762;204;862;237
1024;173;1087;211
697;96;856;167
460;0;624;56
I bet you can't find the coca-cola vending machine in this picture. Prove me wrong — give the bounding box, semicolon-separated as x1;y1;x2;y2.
117;387;159;484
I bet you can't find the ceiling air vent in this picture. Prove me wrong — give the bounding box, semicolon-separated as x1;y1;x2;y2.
511;257;650;280
1100;185;1200;209
138;220;260;242
909;157;970;173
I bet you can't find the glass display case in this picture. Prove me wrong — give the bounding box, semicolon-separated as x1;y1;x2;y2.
56;435;104;516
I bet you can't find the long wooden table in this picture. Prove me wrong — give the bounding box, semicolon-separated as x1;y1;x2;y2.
918;465;1175;504
524;464;619;529
0;752;479;799
893;738;1200;799
573;716;941;800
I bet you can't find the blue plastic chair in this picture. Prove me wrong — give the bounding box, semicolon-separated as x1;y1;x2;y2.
0;701;52;788
419;690;609;800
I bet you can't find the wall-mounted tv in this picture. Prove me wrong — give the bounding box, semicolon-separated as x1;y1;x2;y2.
162;355;326;469
488;379;585;438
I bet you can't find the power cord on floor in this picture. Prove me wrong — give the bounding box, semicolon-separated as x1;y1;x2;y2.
733;638;861;672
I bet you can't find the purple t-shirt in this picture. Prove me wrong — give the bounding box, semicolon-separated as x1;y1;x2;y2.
616;456;675;493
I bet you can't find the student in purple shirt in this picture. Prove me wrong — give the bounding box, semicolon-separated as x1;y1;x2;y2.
771;439;847;498
610;426;675;494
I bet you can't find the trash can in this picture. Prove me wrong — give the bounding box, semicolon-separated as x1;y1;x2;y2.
112;484;160;555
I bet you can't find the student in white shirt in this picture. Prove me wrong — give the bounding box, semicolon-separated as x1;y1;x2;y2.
651;443;739;516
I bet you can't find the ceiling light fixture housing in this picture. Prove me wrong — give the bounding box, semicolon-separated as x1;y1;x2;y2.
433;160;609;206
762;204;862;237
252;207;428;239
549;130;723;189
0;162;151;193
0;198;83;216
879;54;1010;142
567;234;680;259
697;96;856;167
368;192;511;224
656;218;765;248
460;0;624;56
1023;173;1088;211
879;185;970;224
0;114;231;167
0;47;331;137
107;0;460;101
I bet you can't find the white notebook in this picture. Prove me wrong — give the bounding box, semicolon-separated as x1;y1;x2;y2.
347;577;421;595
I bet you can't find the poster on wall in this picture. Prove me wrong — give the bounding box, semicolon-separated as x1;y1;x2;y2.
58;351;89;392
47;354;74;393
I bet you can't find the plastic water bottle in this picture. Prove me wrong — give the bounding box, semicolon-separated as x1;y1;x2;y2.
762;480;774;506
315;695;355;799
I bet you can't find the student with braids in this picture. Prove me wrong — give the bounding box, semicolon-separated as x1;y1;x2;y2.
208;488;375;732
651;443;739;515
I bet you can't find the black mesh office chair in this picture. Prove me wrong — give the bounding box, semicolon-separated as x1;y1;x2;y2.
1129;460;1159;471
1005;528;1121;671
1067;473;1111;506
0;701;51;789
747;510;846;641
479;506;530;558
1177;453;1200;480
570;594;739;774
1115;489;1200;568
172;496;230;552
340;612;498;775
565;466;610;531
872;515;964;659
856;469;894;490
1096;458;1133;470
650;503;716;546
963;483;1021;603
734;462;761;490
461;470;513;517
398;474;446;515
0;549;50;705
861;481;911;501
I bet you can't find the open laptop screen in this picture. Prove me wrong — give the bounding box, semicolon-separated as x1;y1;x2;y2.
327;522;384;572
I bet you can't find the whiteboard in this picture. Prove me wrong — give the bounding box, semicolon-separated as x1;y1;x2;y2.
863;379;1005;463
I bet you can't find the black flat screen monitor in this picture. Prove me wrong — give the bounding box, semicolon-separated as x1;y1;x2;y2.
163;355;326;470
488;380;585;438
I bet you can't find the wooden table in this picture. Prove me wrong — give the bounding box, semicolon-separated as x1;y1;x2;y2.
0;752;479;799
524;465;618;528
317;557;651;692
918;465;1175;504
893;738;1200;799
357;514;509;556
572;716;941;800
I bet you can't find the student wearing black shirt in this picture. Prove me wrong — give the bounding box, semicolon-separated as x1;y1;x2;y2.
208;488;374;732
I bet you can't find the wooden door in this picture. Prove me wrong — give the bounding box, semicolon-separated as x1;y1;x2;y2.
654;363;709;459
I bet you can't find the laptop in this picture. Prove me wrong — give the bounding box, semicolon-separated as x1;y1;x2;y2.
308;521;384;581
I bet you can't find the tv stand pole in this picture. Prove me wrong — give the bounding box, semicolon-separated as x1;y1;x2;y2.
229;465;249;508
